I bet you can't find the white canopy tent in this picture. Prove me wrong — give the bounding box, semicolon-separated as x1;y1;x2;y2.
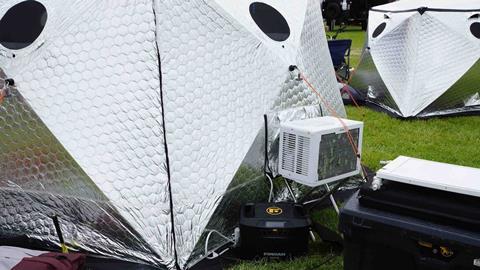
0;0;344;269
351;0;480;118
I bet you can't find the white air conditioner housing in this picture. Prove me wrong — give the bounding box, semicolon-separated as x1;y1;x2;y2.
279;116;364;187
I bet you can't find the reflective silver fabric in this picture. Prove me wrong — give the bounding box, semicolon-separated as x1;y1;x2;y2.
350;49;401;116
419;60;480;117
0;0;174;267
352;6;480;118
0;70;166;266
154;0;343;267
0;0;344;269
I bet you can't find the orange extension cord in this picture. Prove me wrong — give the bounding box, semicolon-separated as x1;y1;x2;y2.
299;69;369;179
0;89;6;104
335;73;361;109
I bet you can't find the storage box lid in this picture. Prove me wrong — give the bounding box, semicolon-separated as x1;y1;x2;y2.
377;156;480;197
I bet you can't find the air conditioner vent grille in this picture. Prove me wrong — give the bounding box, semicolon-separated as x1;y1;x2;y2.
281;132;296;172
295;135;310;176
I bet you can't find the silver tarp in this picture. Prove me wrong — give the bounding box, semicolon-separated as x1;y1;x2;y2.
0;0;344;269
351;0;480;118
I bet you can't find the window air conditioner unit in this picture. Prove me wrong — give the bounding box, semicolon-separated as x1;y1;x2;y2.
278;116;363;187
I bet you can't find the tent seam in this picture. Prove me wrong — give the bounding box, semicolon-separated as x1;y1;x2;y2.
371;8;480;13
151;1;180;269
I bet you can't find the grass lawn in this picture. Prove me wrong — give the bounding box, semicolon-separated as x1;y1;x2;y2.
229;25;480;270
348;107;480;171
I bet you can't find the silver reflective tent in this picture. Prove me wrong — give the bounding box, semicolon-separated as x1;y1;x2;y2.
351;0;480;118
0;0;344;269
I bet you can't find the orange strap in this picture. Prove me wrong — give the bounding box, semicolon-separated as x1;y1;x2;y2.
299;69;368;179
0;89;5;104
341;84;361;108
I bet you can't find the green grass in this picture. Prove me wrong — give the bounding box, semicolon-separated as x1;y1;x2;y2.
230;256;342;270
230;26;480;270
347;106;480;171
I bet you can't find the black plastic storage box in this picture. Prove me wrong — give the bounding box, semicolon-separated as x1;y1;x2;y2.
239;202;311;258
339;191;480;270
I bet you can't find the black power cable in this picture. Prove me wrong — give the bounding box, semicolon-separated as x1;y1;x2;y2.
263;114;279;202
305;253;338;270
263;114;274;179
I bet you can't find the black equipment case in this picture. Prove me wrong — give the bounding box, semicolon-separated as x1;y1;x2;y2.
239;202;311;258
339;190;480;270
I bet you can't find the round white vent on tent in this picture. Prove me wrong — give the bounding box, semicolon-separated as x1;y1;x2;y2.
471;22;480;39
249;2;290;42
372;22;387;38
0;0;47;50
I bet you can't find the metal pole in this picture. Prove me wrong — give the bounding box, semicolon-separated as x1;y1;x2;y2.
325;184;340;215
284;178;297;203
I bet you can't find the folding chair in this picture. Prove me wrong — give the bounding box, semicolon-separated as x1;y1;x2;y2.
327;39;352;81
